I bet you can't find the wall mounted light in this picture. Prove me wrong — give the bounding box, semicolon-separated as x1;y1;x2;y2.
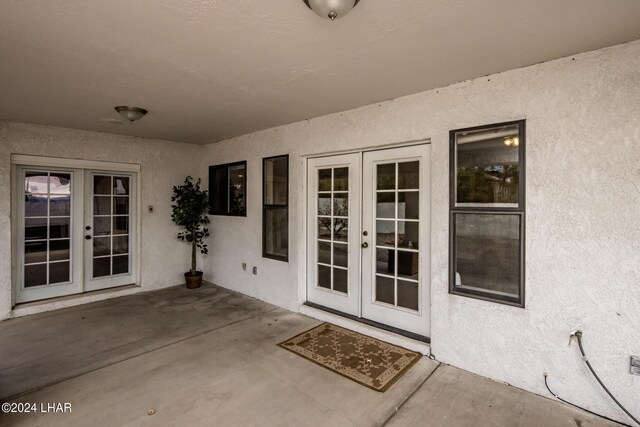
114;106;148;123
303;0;360;21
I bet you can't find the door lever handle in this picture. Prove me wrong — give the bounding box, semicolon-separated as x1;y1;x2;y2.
361;242;368;248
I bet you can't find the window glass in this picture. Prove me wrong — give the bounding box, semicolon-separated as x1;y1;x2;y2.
454;124;520;208
209;162;246;216
450;120;525;306
263;155;288;261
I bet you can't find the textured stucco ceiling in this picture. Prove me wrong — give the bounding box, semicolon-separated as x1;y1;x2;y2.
1;0;640;145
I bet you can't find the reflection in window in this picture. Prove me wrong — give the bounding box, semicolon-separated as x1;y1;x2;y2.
209;161;247;216
455;124;520;207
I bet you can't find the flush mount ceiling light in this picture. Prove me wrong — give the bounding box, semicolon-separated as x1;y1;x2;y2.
114;106;148;123
303;0;360;21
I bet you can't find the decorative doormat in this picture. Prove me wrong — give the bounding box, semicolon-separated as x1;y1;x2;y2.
278;323;421;392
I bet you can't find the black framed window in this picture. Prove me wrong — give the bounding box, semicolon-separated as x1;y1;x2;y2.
209;161;246;216
262;155;288;261
449;120;525;306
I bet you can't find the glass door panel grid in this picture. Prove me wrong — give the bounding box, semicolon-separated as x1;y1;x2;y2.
92;175;130;278
23;171;72;288
374;161;420;311
316;167;349;294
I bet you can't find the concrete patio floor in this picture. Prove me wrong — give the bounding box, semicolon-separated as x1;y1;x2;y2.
0;284;616;426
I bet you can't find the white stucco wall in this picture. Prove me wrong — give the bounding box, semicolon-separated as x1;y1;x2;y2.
201;40;640;422
0;121;203;320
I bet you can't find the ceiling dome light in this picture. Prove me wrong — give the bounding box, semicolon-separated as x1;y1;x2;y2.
114;106;148;123
303;0;360;21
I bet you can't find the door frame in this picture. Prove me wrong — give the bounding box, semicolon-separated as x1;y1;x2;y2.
11;155;141;307
302;141;432;339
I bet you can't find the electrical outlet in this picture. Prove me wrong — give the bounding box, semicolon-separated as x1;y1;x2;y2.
252;266;257;275
631;356;640;375
242;263;247;271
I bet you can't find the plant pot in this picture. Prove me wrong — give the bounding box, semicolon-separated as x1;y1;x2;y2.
184;271;203;289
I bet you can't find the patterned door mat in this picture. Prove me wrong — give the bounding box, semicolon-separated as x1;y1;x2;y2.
278;323;421;392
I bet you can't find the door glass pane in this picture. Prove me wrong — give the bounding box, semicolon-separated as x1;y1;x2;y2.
333;243;348;268
397;250;419;281
398;192;419;220
25;172;48;194
333;219;348;242
114;177;129;195
112;255;129;275
333;168;348;191
49;217;70;239
318;169;332;191
49;239;70;261
25;241;47;264
114;197;129;215
94;176;111;195
25;218;47;240
333;268;348;293
93;257;111;278
398;161;419;190
318;264;331;289
93;217;111;236
93;237;111;257
318;241;331;264
49;261;70;284
25;264;47;288
49;173;71;194
376;220;395;248
25;195;48;217
397;222;419;250
318;219;332;240
397;280;419;310
94;196;111;215
333;193;348;217
49;195;70;216
376;192;395;218
113;216;129;235
318;193;331;216
375;275;395;305
376;248;394;276
376;163;395;190
112;236;129;255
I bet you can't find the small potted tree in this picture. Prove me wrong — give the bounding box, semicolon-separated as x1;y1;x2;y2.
171;176;209;289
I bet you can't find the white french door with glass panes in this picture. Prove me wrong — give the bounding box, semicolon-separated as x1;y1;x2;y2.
15;166;136;304
306;145;431;337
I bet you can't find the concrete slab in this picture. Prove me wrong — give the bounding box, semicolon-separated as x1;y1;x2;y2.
1;299;438;426
386;364;618;427
0;284;619;426
0;283;275;400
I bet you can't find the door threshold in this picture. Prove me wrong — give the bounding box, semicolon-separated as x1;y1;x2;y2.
301;302;431;355
11;284;140;319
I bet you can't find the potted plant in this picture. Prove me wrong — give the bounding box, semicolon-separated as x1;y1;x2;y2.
171;176;210;289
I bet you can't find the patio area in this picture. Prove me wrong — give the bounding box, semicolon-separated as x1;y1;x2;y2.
0;284;615;426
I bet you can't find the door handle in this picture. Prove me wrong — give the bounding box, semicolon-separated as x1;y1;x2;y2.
85;235;92;240
361;242;368;248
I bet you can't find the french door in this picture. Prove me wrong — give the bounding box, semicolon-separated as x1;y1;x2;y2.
15;167;136;303
306;145;431;337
